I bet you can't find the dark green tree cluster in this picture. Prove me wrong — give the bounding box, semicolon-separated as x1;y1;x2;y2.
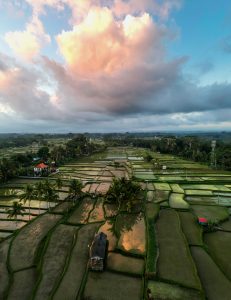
6;177;85;221
0;135;105;182
19;179;60;218
104;135;231;170
106;177;142;212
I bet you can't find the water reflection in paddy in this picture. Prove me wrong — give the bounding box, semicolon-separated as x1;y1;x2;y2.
0;213;35;221
0;220;27;231
98;221;117;251
117;214;146;255
0;231;12;238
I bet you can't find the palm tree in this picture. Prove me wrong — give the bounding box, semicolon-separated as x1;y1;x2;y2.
55;177;63;190
34;181;44;214
69;179;83;205
19;184;34;220
43;179;59;210
6;201;25;226
106;177;142;212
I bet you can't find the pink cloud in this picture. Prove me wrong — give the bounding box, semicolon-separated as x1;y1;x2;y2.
0;54;61;120
25;0;65;14
112;0;181;19
56;7;163;75
24;0;181;22
4;15;50;61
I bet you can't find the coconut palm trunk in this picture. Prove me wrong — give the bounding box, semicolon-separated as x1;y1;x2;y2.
19;184;34;221
6;201;25;227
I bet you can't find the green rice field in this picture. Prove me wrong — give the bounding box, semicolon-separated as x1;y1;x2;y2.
0;146;231;299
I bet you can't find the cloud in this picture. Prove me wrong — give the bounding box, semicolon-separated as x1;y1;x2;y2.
25;0;65;14
0;0;231;132
111;0;181;19
195;61;214;74
43;55;231;119
4;15;50;61
56;8;164;74
221;35;231;53
0;53;61;120
23;0;181;22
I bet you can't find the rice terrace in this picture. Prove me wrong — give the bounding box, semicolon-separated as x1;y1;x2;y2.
1;0;231;298
0;139;231;300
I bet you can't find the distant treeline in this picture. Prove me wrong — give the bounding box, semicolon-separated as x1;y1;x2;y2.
1;131;230;149
0;133;73;149
0;135;105;182
104;136;231;171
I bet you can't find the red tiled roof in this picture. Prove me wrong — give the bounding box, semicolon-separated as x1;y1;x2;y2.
35;163;48;169
198;217;208;223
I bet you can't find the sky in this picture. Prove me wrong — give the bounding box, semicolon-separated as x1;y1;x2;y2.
0;0;231;133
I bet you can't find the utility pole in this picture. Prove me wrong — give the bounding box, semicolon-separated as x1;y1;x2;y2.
211;140;216;169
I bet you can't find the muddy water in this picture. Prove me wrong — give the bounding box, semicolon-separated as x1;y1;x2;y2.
117;214;146;255
98;221;117;251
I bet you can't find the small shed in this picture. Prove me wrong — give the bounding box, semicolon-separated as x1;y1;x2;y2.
198;217;208;226
89;232;107;271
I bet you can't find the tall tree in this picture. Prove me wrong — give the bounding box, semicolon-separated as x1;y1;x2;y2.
106;177;142;212
43;179;59;210
19;184;34;220
69;179;83;205
34;181;44;214
0;158;16;182
55;177;63;190
6;201;25;226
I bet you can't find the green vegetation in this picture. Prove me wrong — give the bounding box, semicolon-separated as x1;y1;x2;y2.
0;134;105;182
153;190;170;203
171;184;184;193
154;182;171;191
68;197;95;224
178;212;203;246
106;135;231;170
53;223;99;300
156;210;201;289
33;225;77;299
6;201;25;222
0;239;11;299
9;214;62;271
204;232;231;280
106;177;142;212
1;145;231;300
107;253;144;275
169;193;190;209
7;268;37;300
83;271;142;300
185;190;213;196
191;246;231;300
148;281;203;300
145;203;159;276
191;205;229;223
